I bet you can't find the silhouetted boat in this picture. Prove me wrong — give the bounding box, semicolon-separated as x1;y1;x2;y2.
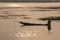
19;21;47;26
16;21;51;32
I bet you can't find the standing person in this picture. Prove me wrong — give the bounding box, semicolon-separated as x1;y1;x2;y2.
47;19;51;32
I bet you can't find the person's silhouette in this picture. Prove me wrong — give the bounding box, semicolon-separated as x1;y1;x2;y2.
47;19;51;32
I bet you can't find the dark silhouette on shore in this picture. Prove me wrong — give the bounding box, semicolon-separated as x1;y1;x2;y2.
19;21;47;26
47;20;51;32
16;20;51;32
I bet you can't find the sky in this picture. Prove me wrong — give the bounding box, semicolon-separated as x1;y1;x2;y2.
0;0;60;2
